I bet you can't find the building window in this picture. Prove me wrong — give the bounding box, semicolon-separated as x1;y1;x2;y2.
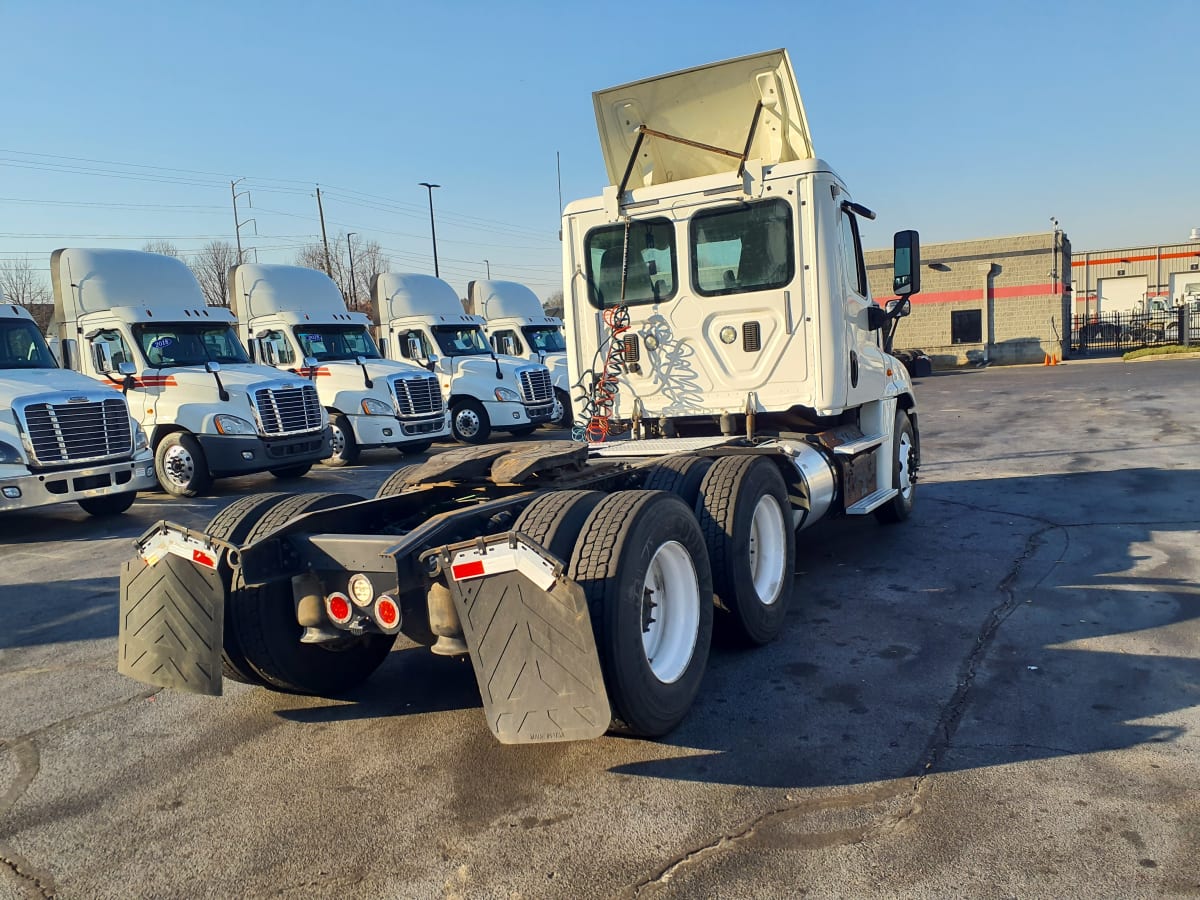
951;310;982;344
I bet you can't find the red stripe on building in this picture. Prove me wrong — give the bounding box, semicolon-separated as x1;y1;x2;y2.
1071;250;1200;267
877;282;1058;306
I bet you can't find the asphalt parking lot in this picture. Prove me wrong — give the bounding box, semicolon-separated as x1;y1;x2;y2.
2;357;1198;899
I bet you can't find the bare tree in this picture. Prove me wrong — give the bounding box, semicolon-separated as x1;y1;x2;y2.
0;257;54;330
189;240;238;307
543;291;564;318
142;240;181;257
295;232;389;312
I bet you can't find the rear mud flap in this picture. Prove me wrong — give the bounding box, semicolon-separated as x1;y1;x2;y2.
436;535;610;744
118;554;225;696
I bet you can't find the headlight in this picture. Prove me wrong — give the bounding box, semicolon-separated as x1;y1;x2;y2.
0;440;24;465
214;414;256;436
494;387;520;403
360;397;392;416
131;419;149;451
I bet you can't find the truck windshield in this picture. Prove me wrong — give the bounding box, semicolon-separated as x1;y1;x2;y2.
522;325;566;353
133;323;250;368
292;325;381;362
0;319;58;369
431;325;493;357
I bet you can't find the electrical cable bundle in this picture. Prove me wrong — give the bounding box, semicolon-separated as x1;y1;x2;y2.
572;304;630;442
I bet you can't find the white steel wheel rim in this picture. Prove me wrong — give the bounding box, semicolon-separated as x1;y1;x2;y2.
897;430;914;501
748;493;787;606
455;408;481;437
163;444;195;488
551;395;564;423
330;423;347;457
641;540;700;684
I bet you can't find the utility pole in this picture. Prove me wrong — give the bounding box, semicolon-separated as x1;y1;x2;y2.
419;182;440;277
231;178;252;264
346;232;357;310
556;151;563;242
316;185;332;277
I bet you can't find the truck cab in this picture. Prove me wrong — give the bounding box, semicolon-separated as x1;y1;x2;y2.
51;248;333;497
563;49;917;449
474;279;572;426
0;297;156;515
230;263;450;465
371;273;556;443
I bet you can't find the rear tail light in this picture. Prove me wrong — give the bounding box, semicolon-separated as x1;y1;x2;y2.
325;592;353;626
372;594;403;634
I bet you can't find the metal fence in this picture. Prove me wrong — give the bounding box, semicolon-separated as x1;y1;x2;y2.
1071;307;1199;355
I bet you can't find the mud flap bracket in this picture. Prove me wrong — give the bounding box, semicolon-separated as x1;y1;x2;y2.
427;533;610;744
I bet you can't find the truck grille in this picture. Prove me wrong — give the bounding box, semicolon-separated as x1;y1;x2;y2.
518;367;554;405
254;385;323;435
392;374;444;418
21;398;132;466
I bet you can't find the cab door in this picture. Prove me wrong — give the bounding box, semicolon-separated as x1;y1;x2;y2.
837;206;888;406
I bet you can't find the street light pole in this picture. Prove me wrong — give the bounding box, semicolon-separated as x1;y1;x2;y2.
346;232;357;310
418;182;441;277
484;258;491;279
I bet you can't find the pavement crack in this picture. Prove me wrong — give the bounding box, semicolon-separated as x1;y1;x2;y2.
0;846;56;898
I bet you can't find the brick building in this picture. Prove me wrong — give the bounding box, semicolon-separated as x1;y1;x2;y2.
865;231;1071;367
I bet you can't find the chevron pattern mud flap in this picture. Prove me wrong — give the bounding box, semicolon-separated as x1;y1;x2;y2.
441;536;610;744
118;554;225;696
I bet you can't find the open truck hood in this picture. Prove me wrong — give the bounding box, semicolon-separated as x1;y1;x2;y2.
592;49;813;189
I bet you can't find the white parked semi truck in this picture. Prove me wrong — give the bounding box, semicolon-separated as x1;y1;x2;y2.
51;249;332;497
229;263;450;466
0;295;155;515
117;50;922;745
370;273;556;443
474;278;573;426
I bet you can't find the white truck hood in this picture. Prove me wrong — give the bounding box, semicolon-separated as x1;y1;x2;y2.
0;367;121;401
592;49;813;188
139;364;310;394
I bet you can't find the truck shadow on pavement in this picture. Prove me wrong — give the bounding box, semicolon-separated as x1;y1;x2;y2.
610;466;1200;788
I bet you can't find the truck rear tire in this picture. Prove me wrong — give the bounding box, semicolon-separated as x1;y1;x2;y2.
321;413;360;467
642;454;713;507
229;492;396;695
205;492;290;685
375;465;421;498
450;398;491;444
568;490;712;738
696;456;794;646
511;489;605;561
874;410;916;524
155;431;213;497
78;490;136;517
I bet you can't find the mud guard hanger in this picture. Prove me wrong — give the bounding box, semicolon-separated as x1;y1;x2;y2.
615;101;765;206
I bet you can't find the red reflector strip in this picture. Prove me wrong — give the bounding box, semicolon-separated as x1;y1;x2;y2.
192;549;216;569
451;560;486;580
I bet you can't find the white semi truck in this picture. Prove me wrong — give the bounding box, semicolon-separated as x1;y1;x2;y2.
51;249;332;497
474;279;573;426
0;296;156;516
117;50;922;746
229;263;450;466
370;273;556;443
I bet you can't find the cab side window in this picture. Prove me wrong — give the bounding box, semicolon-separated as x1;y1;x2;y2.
260;330;295;366
839;210;868;298
92;329;133;372
491;329;523;355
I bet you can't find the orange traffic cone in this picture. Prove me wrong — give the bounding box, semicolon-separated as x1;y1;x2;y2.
1051;354;1059;366
1043;353;1051;366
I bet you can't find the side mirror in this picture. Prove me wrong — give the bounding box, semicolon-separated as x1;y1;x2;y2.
117;361;136;376
867;305;889;331
261;341;278;366
354;355;367;367
204;360;222;374
405;336;423;360
893;230;921;297
886;298;912;318
302;356;319;369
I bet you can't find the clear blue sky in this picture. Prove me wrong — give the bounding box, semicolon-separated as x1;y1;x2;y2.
3;0;1197;301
